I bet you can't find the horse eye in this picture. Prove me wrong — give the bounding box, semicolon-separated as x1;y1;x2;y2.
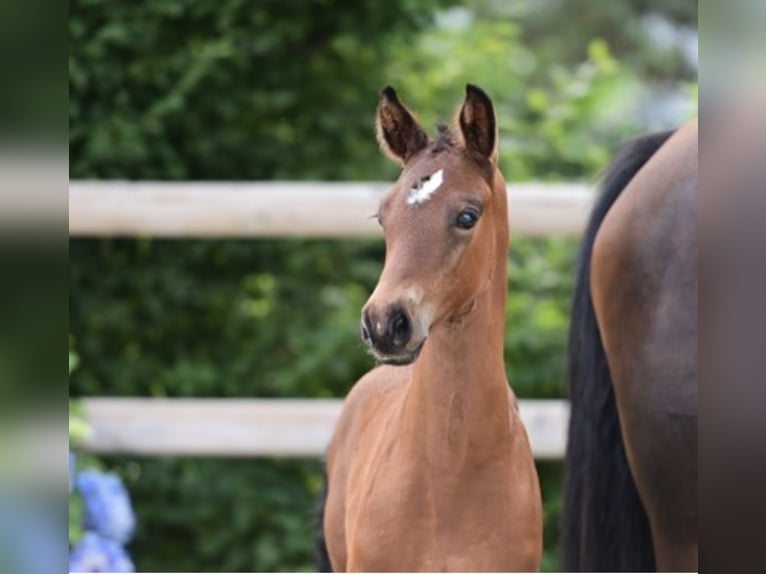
456;209;479;230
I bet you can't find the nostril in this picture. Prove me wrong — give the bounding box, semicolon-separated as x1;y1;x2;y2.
388;308;412;348
361;312;372;343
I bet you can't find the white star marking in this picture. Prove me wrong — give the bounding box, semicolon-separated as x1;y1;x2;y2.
407;169;444;206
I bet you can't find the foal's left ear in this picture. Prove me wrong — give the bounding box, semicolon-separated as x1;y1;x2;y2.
458;84;498;164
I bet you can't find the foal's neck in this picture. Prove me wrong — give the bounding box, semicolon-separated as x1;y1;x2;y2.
405;195;511;466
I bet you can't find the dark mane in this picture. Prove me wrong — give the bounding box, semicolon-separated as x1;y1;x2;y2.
430;124;457;153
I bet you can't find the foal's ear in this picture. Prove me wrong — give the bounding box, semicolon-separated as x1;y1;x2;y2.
458;84;498;164
376;86;429;165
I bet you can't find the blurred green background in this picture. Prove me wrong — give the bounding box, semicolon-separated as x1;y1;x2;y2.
68;0;697;571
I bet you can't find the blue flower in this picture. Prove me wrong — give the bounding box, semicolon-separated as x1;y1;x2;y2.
76;471;136;545
68;531;134;572
69;452;76;492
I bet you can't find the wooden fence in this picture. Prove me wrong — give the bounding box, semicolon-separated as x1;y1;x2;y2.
70;180;591;459
69;181;594;238
80;398;569;460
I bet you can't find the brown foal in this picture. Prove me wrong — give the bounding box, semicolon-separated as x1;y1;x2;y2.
318;85;542;572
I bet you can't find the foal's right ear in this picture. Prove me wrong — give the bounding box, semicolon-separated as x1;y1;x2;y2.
376;87;429;165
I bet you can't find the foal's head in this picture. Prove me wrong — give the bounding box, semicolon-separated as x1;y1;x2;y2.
361;85;508;365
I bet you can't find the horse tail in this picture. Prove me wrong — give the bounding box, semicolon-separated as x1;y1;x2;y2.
314;469;333;572
561;130;675;572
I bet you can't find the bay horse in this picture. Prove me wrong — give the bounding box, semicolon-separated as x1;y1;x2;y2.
315;85;542;572
562;120;698;571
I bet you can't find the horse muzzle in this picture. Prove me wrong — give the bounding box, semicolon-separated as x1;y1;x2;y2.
361;304;425;365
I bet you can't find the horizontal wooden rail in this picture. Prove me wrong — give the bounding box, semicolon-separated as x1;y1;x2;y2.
79;398;569;460
69;181;594;238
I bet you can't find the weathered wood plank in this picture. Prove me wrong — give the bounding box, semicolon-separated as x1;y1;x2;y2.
79;398;569;460
69;181;594;238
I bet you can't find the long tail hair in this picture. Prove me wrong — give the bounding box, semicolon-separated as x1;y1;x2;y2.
561;130;675;572
314;470;333;572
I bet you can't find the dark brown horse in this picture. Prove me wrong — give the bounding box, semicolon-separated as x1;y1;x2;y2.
562;120;698;571
315;85;542;571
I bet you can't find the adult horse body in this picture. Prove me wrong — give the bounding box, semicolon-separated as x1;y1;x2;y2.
562;121;698;572
316;86;542;572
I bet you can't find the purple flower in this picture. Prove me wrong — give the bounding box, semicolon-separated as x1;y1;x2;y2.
69;531;134;572
76;471;136;545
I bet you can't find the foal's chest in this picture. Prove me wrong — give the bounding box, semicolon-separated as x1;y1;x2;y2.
345;464;521;571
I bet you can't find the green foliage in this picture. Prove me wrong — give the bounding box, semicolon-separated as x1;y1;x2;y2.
507;239;578;399
69;0;696;571
104;457;324;572
386;15;641;180
70;239;380;400
507;0;697;81
69;354;96;547
69;0;450;181
538;461;565;573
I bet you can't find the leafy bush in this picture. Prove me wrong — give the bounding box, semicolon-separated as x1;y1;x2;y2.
69;0;450;181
